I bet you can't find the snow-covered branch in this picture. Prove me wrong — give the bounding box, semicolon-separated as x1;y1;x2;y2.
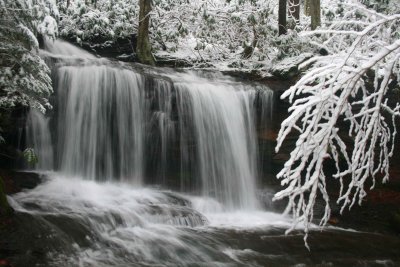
274;4;400;246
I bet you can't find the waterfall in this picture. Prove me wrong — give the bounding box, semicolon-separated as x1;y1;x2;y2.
17;40;400;267
27;39;274;210
174;76;259;209
56;66;145;183
26;109;54;171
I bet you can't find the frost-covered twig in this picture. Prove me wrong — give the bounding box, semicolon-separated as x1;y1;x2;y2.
274;4;400;247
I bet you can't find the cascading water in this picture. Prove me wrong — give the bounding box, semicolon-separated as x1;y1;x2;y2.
56;66;145;183
14;40;400;267
26;109;54;171
174;78;259;209
16;39;292;266
28;39;274;210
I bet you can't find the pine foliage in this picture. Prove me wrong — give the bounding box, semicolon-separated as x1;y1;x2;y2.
0;0;58;113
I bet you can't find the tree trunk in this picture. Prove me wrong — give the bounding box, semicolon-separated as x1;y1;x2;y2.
289;0;300;23
278;0;287;35
310;0;321;30
304;0;311;16
137;0;155;66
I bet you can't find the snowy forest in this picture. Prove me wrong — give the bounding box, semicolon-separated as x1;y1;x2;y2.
0;0;400;266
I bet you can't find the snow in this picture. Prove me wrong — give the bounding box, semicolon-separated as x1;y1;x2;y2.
38;15;58;38
0;0;58;114
274;6;400;243
270;53;314;77
1;0;399;246
18;24;39;48
57;0;320;71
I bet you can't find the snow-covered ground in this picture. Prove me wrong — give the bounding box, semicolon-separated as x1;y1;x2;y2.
57;0;399;76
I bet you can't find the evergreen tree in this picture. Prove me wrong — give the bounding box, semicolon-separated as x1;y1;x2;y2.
0;0;58;215
0;0;58;113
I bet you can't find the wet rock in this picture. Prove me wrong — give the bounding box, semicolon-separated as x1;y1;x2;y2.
162;192;191;207
0;105;29;170
155;55;194;68
319;47;329;56
328;216;339;225
390;210;400;233
0;176;13;218
272;153;290;164
0;212;76;267
63;35;137;61
0;170;42;195
0;259;11;267
258;129;278;141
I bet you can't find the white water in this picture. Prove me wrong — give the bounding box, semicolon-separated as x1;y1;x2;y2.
20;39;287;265
57;66;145;183
11;174;396;267
43;38;97;59
173;74;260;209
17;40;400;267
10;174;290;266
26;109;54;170
27;39;274;210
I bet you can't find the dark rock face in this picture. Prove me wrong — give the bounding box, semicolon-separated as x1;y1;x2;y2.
0;171;52;266
0;170;42;195
259;81;400;236
0;212;76;267
0;106;29;170
0;177;13;217
390;210;400;233
64;35;138;62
